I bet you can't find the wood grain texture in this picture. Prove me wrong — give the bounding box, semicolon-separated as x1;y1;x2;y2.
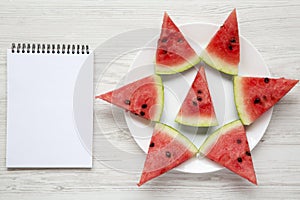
0;0;300;199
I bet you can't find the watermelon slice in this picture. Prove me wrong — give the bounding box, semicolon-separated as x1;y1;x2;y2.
199;120;257;184
234;76;299;125
96;75;164;121
138;123;198;186
155;12;200;74
175;67;218;126
200;9;240;75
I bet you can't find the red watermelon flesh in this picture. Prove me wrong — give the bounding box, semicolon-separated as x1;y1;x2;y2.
175;67;218;127
200;9;240;75
199;120;257;184
234;76;299;125
156;12;200;74
96;75;164;121
138;123;198;186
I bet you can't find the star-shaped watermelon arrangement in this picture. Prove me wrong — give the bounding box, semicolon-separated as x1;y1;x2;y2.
96;9;299;186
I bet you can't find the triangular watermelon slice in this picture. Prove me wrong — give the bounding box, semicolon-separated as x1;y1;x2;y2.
138;123;198;186
175;67;218;127
155;12;200;74
200;9;240;75
199;120;257;184
234;76;299;125
96;75;164;122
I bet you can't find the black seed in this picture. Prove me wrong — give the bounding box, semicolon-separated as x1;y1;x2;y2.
124;99;131;105
220;25;224;28
237;157;242;163
197;97;202;101
228;45;233;50
237;139;242;144
161;38;168;43
162;50;167;54
134;113;138;116
264;77;270;83
197;90;202;94
140;111;145;116
246;151;251;156
177;38;183;43
192;101;197;106
230;38;236;43
141;104;147;109
166;151;171;158
254;98;261;104
149;142;155;147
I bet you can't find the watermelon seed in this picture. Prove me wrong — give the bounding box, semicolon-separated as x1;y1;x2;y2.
161;38;168;43
197;97;202;101
192;101;197;106
254;98;261;104
263;95;267;100
246;151;251;156
228;45;233;50
230;38;236;43
162;50;167;54
237;157;242;163
264;77;270;83
124;100;131;105
140;111;145;116
177;38;183;43
237;139;242;144
149;142;155;147
166;151;171;158
197;90;202;94
141;104;147;109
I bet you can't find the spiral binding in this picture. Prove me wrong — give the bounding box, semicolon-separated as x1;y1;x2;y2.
11;43;90;54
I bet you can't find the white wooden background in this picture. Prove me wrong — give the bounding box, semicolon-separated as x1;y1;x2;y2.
1;0;300;199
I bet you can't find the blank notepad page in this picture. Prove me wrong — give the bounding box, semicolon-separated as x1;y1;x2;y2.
6;44;94;168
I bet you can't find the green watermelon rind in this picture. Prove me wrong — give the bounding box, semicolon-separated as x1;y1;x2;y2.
199;120;243;155
152;75;165;122
155;55;201;75
233;76;252;125
174;114;218;127
155;122;198;154
200;50;238;75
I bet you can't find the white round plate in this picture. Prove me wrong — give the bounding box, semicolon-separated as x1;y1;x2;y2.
124;23;272;173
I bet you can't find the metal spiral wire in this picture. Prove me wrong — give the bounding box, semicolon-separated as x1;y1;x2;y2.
11;43;89;54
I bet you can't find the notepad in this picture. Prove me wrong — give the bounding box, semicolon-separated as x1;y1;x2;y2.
6;43;94;168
